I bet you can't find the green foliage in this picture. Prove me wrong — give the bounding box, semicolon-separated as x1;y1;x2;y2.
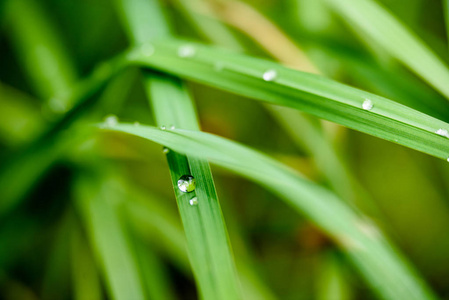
1;0;449;299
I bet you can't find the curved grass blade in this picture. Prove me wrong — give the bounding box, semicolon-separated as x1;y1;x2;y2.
116;0;242;298
126;38;449;161
99;123;438;300
322;0;449;100
175;0;379;213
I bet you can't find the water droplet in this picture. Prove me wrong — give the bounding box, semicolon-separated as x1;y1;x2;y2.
362;99;373;110
170;125;175;130
140;43;154;57
163;147;170;154
178;45;196;58
133;121;140;126
189;197;198;206
177;175;196;193
436;128;449;138
446;157;449;163
161;125;166;130
104;115;118;127
263;69;277;81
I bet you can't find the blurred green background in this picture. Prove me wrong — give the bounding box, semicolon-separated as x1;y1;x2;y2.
1;0;449;299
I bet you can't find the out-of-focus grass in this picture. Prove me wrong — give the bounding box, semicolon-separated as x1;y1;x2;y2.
1;0;449;299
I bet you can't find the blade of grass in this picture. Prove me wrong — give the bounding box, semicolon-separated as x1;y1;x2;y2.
100;123;438;300
126;38;449;161
317;252;352;300
0;83;43;147
5;0;77;110
0;55;128;217
122;177;277;300
131;234;177;300
116;0;242;298
175;0;379;213
70;220;103;300
123;188;190;275
40;214;72;300
322;0;449;100
75;170;146;300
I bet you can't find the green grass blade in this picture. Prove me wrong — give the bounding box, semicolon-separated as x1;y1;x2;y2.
0;83;43;147
124;182;277;300
0;55;127;217
5;0;77;108
131;234;177;300
75;172;146;300
100;123;438;300
70;221;103;300
116;0;242;298
126;39;449;161
317;252;352;300
163;1;381;219
146;73;242;300
124;188;190;275
322;0;449;100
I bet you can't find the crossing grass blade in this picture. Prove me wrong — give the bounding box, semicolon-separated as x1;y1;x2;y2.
322;0;449;100
0;55;128;217
173;0;379;212
116;0;242;298
99;123;438;300
126;38;449;161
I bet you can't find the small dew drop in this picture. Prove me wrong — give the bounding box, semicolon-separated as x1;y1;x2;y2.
170;125;175;130
162;147;170;154
140;43;155;57
189;197;198;206
263;69;278;81
133;121;140;127
178;45;196;58
177;175;196;193
446;157;449;163
161;125;166;130
362;99;373;111
436;128;449;138
104;115;118;127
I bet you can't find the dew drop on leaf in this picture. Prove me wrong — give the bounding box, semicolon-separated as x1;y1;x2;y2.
178;45;196;58
104;115;118;127
263;69;277;81
189;197;198;206
436;128;449;138
177;175;196;193
362;99;373;110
